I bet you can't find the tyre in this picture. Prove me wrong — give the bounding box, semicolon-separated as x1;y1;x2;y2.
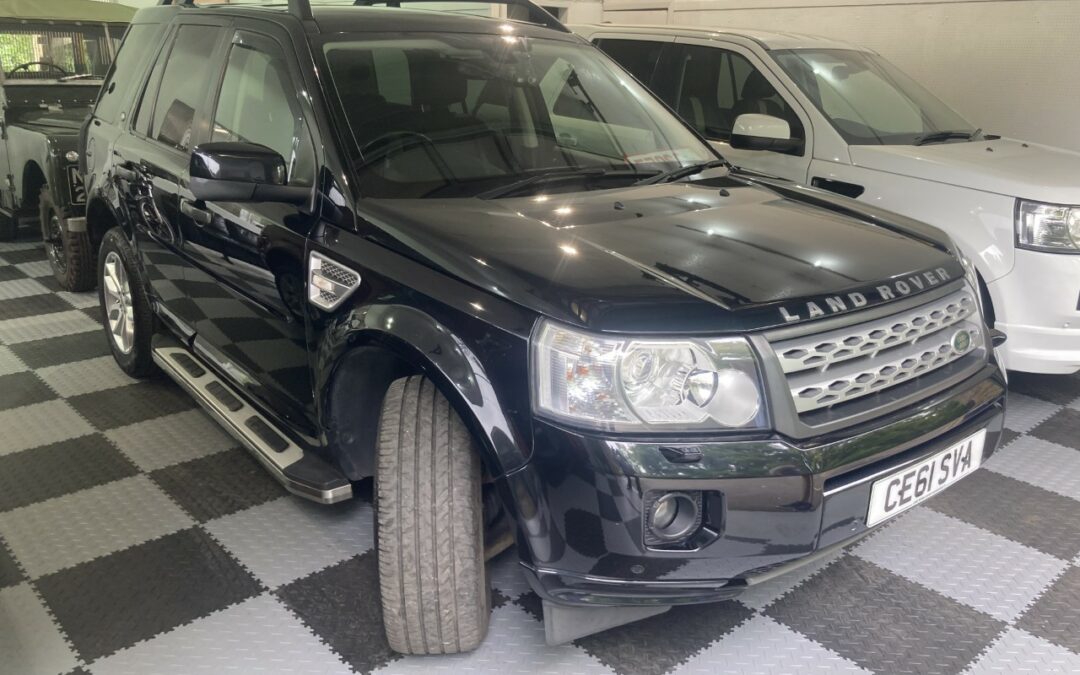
376;376;490;655
0;211;15;241
42;188;95;292
97;228;156;378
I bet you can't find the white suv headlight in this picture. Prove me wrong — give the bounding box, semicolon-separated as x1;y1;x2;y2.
532;321;767;432
1016;199;1080;253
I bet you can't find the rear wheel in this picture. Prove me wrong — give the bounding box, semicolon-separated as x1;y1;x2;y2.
376;376;490;654
42;189;94;291
97;228;156;378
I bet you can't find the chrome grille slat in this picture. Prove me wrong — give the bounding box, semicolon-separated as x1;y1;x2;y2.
771;289;984;415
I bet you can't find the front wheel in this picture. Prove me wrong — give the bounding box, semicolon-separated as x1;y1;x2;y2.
97;228;156;378
42;189;94;291
376;376;490;654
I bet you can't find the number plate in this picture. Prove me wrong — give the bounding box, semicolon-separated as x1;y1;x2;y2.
866;428;986;527
68;165;86;205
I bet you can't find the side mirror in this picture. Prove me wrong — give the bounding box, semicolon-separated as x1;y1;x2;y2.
189;142;309;205
730;114;803;153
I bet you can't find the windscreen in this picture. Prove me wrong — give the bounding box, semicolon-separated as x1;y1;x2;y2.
773;49;976;145
0;22;118;81
323;33;714;198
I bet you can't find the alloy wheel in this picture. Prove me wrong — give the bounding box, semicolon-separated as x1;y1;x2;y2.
102;251;135;354
45;213;66;275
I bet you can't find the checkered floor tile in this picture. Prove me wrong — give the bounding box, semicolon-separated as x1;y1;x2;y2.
1;237;1078;675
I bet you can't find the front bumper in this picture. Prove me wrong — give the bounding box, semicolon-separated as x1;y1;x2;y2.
506;363;1006;607
990;248;1080;374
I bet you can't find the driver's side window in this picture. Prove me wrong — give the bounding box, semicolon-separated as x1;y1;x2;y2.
211;32;315;187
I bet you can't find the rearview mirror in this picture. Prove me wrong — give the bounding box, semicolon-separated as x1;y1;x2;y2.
189;142;309;205
730;114;803;153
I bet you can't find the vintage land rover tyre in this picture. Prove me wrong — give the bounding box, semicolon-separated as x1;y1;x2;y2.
97;228;156;378
42;188;95;292
376;375;490;654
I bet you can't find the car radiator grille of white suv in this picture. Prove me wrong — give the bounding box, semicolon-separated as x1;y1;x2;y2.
772;289;983;414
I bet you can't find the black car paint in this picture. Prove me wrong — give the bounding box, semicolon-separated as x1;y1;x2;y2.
83;4;1006;609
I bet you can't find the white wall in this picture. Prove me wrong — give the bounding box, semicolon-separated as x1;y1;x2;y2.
600;0;1080;153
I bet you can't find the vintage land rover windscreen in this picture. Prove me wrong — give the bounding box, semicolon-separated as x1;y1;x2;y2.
323;34;715;198
0;22;118;80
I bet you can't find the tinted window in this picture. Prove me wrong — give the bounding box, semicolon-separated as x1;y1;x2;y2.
212;33;315;186
595;38;663;85
671;45;803;143
95;24;158;124
150;25;222;151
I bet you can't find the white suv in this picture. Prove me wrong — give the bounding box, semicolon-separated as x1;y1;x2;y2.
573;24;1080;374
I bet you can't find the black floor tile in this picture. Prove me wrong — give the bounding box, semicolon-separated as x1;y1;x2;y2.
1018;566;1080;653
926;469;1080;560
0;540;23;589
9;331;110;369
150;448;286;523
67;380;195;431
35;275;63;292
81;305;103;323
277;551;399;673
0;435;139;513
0;265;28;282
1008;372;1080;406
0;293;75;321
0;371;57;411
0;247;47;264
35;528;263;662
1029;408;1080;451
766;556;1005;675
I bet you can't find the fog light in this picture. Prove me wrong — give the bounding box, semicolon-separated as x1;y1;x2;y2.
646;492;701;544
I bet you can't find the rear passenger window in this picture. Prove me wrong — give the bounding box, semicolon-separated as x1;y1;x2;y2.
595;38;664;85
95;24;158;124
149;25;222;151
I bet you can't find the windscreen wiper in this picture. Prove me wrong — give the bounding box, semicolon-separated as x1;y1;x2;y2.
635;159;728;185
913;128;981;146
477;167;641;200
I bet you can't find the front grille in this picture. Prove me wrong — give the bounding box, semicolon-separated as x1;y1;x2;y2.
772;289;984;415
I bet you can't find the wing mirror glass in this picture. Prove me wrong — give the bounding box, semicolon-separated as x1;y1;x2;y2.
730;114;803;153
189;142;309;204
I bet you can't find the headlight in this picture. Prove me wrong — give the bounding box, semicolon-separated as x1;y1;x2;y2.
532;321;767;432
64;150;80;163
1016;199;1080;253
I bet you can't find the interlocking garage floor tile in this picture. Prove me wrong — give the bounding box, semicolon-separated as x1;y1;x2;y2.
36;356;138;398
206;496;373;589
36;528;263;662
966;627;1080;674
1008;372;1080;406
277;551;399;674
150;448;287;523
105;408;233;472
1017;566;1080;654
0;370;57;410
55;290;101;310
89;593;351;675
16;260;53;278
1002;393;1063;433
0;277;51;300
853;508;1066;622
67;380;195;431
9;331;110;369
0;293;75;321
0;246;47;264
0;399;94;457
1028;407;1080;450
0;309;100;344
678;614;869;674
0;434;138;513
0;539;23;589
926;469;1080;561
765;556;1005;675
0;583;79;675
0;475;193;578
986;436;1080;501
0;344;26;375
0;264;26;281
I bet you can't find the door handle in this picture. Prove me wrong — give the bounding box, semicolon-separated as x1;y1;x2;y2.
180;199;212;226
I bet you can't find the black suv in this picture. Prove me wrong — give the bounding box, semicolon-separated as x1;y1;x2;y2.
84;0;1007;653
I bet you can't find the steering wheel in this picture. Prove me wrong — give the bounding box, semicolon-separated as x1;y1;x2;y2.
8;62;71;77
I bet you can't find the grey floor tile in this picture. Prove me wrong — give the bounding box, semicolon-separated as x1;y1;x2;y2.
765;556;1005;675
0;309;100;345
0;345;26;375
0;434;139;513
1017;566;1080;654
150;447;286;523
37;528;263;662
36;356;138;398
15;260;53;278
206;496;373;589
0;583;80;675
965;627;1080;675
853;507;1066;622
0;399;94;457
0;475;193;578
986;435;1080;501
0;277;51;300
105;408;235;472
1003;393;1063;433
89;594;351;675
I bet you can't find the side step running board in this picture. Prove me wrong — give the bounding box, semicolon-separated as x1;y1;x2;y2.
152;334;352;505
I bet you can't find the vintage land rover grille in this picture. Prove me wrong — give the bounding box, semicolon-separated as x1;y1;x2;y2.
772;288;983;414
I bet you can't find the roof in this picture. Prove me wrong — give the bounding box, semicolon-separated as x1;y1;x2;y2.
0;0;135;23
571;23;867;51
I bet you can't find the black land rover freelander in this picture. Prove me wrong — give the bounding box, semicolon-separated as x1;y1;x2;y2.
83;0;1006;653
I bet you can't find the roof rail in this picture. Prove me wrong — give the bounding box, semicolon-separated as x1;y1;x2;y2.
352;0;568;32
156;0;314;21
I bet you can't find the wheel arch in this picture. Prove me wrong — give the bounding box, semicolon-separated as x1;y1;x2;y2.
21;161;47;210
85;196;124;253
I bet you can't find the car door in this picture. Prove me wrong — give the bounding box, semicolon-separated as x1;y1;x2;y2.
113;19;229;332
658;38;814;183
592;34;671;89
179;23;320;438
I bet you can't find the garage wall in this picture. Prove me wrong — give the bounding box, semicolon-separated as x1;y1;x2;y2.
598;0;1080;153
